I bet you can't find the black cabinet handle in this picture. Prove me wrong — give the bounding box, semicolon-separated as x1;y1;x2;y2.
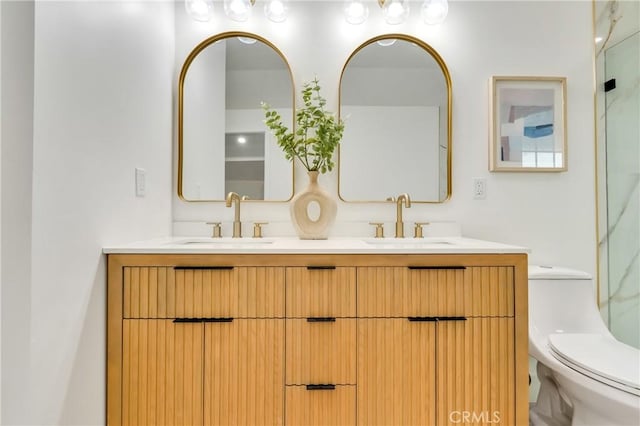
307;317;336;322
408;317;438;322
174;266;234;270
173;318;234;323
407;316;467;322
408;266;466;270
306;384;336;391
306;266;336;270
438;316;467;321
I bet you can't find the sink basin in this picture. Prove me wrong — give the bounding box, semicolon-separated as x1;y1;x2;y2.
169;238;274;245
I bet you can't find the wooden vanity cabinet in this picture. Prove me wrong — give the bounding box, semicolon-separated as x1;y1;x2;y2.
285;267;357;426
108;253;528;426
357;266;516;426
115;265;285;426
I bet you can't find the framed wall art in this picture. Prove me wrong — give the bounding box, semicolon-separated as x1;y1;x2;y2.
490;76;567;172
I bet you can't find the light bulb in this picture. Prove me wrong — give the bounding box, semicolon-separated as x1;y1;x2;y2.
185;0;214;22
224;0;253;22
344;1;369;25
381;0;409;25
421;0;448;25
264;0;287;22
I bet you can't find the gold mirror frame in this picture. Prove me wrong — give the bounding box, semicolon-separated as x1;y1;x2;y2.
177;31;295;202
337;34;453;203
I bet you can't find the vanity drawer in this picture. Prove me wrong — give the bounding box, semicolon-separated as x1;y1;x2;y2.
357;266;514;318
286;385;356;426
286;267;356;317
286;318;356;385
123;266;284;318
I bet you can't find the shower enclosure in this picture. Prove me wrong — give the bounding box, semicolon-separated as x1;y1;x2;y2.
596;0;640;349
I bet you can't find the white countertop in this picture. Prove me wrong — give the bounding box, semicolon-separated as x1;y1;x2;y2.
103;236;529;255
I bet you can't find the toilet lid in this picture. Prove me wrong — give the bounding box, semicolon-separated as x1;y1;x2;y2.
528;265;592;280
549;333;640;395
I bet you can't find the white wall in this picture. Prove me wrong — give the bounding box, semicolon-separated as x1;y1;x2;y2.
1;1;175;424
173;1;596;278
1;3;2;417
0;1;597;422
1;1;34;423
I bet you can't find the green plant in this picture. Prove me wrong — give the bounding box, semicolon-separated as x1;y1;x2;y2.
262;78;344;173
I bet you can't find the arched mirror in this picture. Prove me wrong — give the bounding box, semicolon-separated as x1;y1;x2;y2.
178;32;294;201
338;34;452;202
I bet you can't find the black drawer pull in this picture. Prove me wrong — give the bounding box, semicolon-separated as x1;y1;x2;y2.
307;317;336;322
306;266;336;270
173;318;203;323
174;266;234;270
306;384;336;391
203;318;234;323
408;317;438;322
438;316;467;321
408;266;466;270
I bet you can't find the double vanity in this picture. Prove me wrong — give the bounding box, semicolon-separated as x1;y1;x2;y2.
116;25;529;426
105;236;529;426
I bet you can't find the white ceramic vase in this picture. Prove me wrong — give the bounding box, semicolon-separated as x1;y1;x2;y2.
290;171;337;240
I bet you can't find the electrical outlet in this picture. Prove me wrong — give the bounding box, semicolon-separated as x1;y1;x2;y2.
473;177;486;199
135;168;146;197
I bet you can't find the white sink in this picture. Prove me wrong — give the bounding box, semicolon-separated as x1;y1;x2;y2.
169;237;274;245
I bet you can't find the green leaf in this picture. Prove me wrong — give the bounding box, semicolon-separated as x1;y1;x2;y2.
261;77;344;173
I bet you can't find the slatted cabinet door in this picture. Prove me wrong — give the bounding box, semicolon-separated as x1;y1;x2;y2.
122;320;204;426
357;318;436;426
204;319;285;426
437;318;515;426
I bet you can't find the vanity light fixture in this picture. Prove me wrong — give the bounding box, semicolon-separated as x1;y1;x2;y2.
224;0;254;22
264;0;288;23
344;1;369;25
379;0;410;25
344;0;449;26
184;0;214;22
421;0;448;25
186;0;287;23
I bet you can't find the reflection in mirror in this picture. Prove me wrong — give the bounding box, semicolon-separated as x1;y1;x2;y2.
178;32;294;201
225;132;265;199
339;34;451;203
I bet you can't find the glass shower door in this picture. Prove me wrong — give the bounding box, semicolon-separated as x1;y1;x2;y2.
604;31;640;348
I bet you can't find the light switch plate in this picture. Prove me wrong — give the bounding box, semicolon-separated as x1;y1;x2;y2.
135;168;146;197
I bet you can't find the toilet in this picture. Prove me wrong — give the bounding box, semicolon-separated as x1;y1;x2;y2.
528;265;640;426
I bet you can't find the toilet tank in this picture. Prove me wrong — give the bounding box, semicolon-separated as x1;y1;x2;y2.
528;265;610;340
